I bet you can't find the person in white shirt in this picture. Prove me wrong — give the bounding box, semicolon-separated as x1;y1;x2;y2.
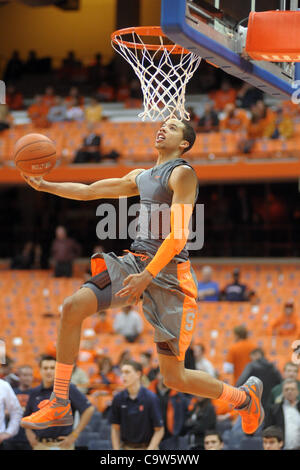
0;379;23;449
193;343;217;378
113;305;144;343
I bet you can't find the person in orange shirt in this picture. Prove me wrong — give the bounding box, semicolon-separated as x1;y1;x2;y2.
41;86;56;108
219;103;249;133
223;325;256;385
6;85;24;110
27;95;50;128
65;86;84;106
97;82;115;102
209;79;237;112
94;310;113;335
89;356;121;390
269;300;299;337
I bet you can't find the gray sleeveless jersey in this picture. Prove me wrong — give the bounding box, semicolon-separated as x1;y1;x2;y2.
130;158;198;262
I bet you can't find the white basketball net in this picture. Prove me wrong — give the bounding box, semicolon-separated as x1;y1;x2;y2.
111;30;201;121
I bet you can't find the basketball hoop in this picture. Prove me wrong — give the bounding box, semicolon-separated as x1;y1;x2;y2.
111;26;201;122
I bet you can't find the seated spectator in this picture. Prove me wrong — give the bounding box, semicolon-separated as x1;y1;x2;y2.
77;329;99;368
236;82;263;110
65;86;84;106
28;94;50;128
236;348;282;409
269;299;299;337
3;51;23;82
219;103;249;133
89;356;121;390
85;96;103;123
197;102;219;133
73;129;102;164
209;79;237;112
41;86;56;108
0;356;20;388
47;96;67;123
264;107;294;140
193;344;217;377
113;306;144;343
203;430;224;450
65;97;84;122
0;104;11;132
94;310;113;335
6;84;24;111
240;100;276;153
116;76;131;102
221;268;252;301
113;350;133;377
71;363;89;395
197;265;219;301
223;325;256;385
97;81;115;102
140;352;159;383
183;396;217;450
148;371;188;449
264;378;300;450
262;426;284;450
269;362;300;406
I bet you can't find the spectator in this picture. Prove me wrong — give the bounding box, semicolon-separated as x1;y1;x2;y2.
140;352;159;383
77;329;98;368
209;79;237;112
0;379;23;450
240;100;275;153
262;426;284;450
264;378;300;450
3;51;23;82
47;97;67;123
0;104;11;132
84;96;103;123
41;86;56;108
236;82;263;110
94;310;113;335
51;225;81;277
23;355;95;450
197;102;219;133
0;356;20;388
236;348;282;409
97;82;115;102
183;396;217;450
65;86;84;106
269;299;299;337
223;325;256;385
193;344;217;377
24;50;39;74
125;79;143;108
219;103;249;133
3;365;33;450
221;268;252;301
110;360;164;450
197;265;219;301
88;52;105;85
149;371;188;449
113;305;143;343
71;364;89;395
65;98;84;122
90;356;121;390
116;76;131;102
73;126;102;164
269;362;300;406
264;107;294;140
10;242;35;270
113;350;133;377
27;94;50;128
6;84;24;111
204;430;224;450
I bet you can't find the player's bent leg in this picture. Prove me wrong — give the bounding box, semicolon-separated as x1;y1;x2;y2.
158;352;264;434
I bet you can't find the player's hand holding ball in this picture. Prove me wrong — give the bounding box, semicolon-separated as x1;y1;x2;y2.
14;133;56;190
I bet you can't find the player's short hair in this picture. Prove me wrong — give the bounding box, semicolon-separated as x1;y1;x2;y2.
122;359;143;375
39;355;56;367
233;325;248;339
204;430;223;443
262;426;284;442
181;120;196;154
284;361;299;371
250;347;265;358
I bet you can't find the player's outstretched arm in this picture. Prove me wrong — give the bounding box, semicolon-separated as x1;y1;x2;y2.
21;168;144;200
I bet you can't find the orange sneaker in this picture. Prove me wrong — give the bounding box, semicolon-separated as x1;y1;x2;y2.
21;393;73;430
236;377;265;435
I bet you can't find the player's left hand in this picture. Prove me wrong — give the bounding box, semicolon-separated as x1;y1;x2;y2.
116;270;153;304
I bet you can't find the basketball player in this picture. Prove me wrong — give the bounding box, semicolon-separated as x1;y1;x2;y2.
20;118;264;434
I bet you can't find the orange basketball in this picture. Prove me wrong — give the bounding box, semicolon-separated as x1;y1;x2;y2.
14;133;56;176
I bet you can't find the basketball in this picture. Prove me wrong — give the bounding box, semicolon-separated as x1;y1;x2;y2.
14;133;56;177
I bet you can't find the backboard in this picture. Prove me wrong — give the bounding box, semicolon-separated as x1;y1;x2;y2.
161;0;298;99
